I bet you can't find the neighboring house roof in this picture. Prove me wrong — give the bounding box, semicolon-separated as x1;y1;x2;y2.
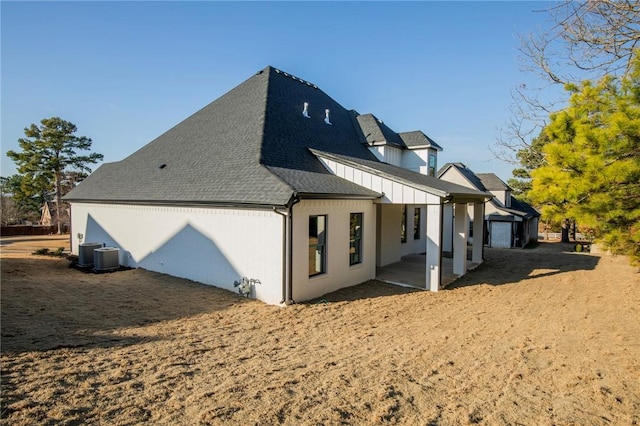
40;201;70;225
510;197;540;218
65;66;482;206
437;162;487;191
476;173;512;191
437;162;539;218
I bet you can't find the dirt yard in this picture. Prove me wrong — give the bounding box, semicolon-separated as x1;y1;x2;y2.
1;236;638;425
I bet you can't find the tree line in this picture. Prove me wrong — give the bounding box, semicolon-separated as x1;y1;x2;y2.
501;0;639;264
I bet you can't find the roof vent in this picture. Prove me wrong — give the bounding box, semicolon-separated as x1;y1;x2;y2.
302;102;310;118
159;163;167;169
324;109;332;125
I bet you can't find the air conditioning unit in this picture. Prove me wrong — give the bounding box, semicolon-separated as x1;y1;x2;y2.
94;247;120;271
78;242;102;267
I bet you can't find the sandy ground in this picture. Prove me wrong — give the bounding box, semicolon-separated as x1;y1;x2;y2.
1;236;639;425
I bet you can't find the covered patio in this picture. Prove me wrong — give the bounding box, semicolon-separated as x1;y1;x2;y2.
375;249;481;289
313;149;492;292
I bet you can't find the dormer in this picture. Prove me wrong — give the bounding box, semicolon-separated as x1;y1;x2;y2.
355;113;404;166
399;131;443;176
353;113;441;175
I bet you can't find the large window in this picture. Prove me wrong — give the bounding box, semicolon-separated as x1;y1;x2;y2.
309;215;327;276
428;153;437;176
350;213;363;265
401;205;407;243
414;208;421;240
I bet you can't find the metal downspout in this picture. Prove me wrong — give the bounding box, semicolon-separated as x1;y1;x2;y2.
273;207;287;304
286;196;301;305
68;205;73;254
274;194;300;306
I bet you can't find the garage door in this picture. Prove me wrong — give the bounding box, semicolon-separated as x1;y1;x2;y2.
491;222;512;248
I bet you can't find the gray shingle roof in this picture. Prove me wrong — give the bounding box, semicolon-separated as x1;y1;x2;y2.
437;163;539;218
437;162;487;190
311;149;490;200
355;114;406;148
510;197;540;217
476;173;512;191
399;131;443;151
65;66;459;206
66;68;295;205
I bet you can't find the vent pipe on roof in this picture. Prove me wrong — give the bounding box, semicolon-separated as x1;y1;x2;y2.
302;102;310;118
324;109;332;125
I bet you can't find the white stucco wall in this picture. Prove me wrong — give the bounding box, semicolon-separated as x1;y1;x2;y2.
401;149;427;174
442;203;454;252
489;190;510;206
401;148;437;176
377;204;402;266
70;203;285;305
400;205;427;256
291;199;376;302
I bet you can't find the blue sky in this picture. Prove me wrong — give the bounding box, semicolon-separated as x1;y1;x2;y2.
2;1;558;182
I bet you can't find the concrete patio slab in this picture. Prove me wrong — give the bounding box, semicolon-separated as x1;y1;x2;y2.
376;251;480;290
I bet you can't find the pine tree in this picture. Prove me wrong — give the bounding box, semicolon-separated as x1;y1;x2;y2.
530;53;640;263
6;117;103;234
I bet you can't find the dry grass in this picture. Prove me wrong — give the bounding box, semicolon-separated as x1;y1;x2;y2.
1;236;639;425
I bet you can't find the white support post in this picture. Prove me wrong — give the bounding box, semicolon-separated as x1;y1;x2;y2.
472;202;485;264
425;203;442;292
453;203;468;276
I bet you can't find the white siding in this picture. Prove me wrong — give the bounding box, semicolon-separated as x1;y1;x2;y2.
439;167;475;189
291;199;376;302
70;203;285;305
366;146;402;167
319;157;430;205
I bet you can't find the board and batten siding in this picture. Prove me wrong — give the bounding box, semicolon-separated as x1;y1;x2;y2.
368;146;402;167
70;203;285;305
291;199;376;302
319;158;441;206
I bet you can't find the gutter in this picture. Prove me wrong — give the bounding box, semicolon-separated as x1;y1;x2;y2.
63;198;290;210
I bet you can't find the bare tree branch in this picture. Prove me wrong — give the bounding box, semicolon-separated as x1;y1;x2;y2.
495;0;640;166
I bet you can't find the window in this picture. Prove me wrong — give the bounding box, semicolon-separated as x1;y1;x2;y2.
469;221;474;238
309;215;327;276
413;208;421;240
401;205;407;243
350;213;363;265
428;153;437;176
